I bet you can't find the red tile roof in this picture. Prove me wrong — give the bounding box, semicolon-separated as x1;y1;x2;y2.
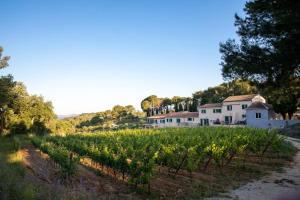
147;111;198;119
199;103;222;108
247;102;273;110
165;111;199;118
147;114;166;119
223;94;257;102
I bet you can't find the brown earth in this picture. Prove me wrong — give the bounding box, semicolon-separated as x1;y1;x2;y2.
19;137;300;200
207;137;300;200
20;144;140;200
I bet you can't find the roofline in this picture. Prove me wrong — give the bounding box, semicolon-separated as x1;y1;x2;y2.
223;94;258;102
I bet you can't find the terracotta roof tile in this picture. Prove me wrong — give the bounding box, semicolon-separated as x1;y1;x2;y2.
147;111;198;119
199;103;222;108
147;114;166;119
223;94;257;102
247;102;273;110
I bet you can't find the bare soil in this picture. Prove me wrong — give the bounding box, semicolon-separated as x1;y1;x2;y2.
207;137;300;200
20;144;140;200
19;137;300;199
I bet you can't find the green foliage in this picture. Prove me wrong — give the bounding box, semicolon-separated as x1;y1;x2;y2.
4;84;57;135
219;0;300;118
140;79;257;115
40;127;294;188
193;79;257;105
0;46;57;135
64;105;145;132
0;137;37;200
31;137;79;178
0;46;10;70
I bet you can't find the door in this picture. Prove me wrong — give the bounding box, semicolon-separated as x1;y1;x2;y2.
200;119;209;126
225;116;232;124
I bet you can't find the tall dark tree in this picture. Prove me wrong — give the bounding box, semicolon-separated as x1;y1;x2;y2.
219;0;300;119
193;79;257;106
0;47;10;70
0;47;13;134
140;95;162;116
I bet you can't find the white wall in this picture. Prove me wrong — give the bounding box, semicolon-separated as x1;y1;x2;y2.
246;108;300;129
154;117;200;127
198;108;222;125
246;109;269;128
222;100;251;123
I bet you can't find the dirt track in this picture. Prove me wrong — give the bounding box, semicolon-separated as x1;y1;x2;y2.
208;137;300;200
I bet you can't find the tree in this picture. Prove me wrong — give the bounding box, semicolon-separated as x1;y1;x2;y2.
193;79;257;105
5;83;56;134
0;46;58;135
171;96;184;112
0;47;10;70
0;47;13;134
219;0;300;119
141;95;162;116
161;98;172;113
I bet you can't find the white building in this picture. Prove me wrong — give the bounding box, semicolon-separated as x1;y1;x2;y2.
146;111;199;127
246;101;275;128
246;102;300;128
146;94;300;129
198;94;266;125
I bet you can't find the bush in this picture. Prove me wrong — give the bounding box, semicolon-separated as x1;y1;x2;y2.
10;121;28;135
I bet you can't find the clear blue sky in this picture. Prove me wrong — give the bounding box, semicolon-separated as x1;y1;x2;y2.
1;0;246;115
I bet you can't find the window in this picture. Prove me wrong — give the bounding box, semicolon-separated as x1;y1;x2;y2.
242;104;248;109
168;118;173;122
201;109;206;114
160;119;165;123
227;105;232;111
187;118;193;121
176;118;181;123
200;119;209;126
213;109;222;113
256;113;262;119
242;114;246;118
225;116;233;124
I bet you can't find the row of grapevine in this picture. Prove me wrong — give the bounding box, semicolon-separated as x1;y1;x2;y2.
31;137;79;178
34;127;292;190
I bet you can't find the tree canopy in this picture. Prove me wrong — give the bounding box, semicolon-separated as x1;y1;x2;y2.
141;79;257;116
0;46;57;135
193;79;257;105
65;105;145;132
219;0;300;118
0;47;10;70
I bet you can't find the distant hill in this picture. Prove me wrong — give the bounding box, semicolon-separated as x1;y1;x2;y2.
60;105;146;132
57;114;79;119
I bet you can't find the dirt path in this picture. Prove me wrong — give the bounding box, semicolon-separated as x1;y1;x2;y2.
20;144;140;200
208;136;300;200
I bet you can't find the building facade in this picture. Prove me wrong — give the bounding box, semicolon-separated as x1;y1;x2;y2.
146;94;300;128
198;94;266;125
146;111;199;127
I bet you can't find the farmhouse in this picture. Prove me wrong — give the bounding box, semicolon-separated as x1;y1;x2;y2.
245;101;275;128
146;111;199;127
198;94;266;125
146;94;300;128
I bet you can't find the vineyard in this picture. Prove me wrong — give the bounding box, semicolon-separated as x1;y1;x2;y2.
31;127;295;197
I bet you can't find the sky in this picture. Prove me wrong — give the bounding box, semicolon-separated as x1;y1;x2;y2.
1;0;246;115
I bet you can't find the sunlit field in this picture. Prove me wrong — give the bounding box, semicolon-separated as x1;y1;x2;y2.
32;127;296;197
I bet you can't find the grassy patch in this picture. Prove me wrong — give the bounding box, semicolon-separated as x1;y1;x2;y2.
0;136;37;200
279;124;300;139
